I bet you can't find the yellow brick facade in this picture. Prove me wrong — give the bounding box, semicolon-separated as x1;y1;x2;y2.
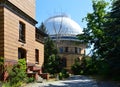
8;0;35;18
0;7;4;57
0;0;45;77
58;41;86;70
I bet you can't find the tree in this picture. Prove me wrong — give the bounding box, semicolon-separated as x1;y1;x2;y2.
43;37;62;74
103;0;120;77
71;58;81;75
47;54;62;74
78;0;109;59
78;0;120;78
38;22;47;33
43;37;56;72
77;0;110;75
38;22;63;74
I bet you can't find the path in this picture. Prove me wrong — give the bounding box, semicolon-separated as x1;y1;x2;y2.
24;75;119;87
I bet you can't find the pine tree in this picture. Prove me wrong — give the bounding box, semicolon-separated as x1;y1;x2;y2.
38;22;47;33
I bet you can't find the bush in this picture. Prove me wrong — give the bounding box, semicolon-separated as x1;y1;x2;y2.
61;69;69;78
71;58;81;75
8;59;27;87
0;57;4;80
2;82;10;87
58;72;63;80
58;69;70;80
27;77;35;83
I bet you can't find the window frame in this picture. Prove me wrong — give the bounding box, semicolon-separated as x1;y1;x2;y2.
65;47;68;53
18;48;26;59
19;21;26;43
35;49;39;64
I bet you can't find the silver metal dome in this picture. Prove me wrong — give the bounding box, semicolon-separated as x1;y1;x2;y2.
44;15;83;41
44;15;83;36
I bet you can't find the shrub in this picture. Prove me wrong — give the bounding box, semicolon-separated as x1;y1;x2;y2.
71;58;81;75
8;59;27;87
27;77;35;83
58;72;63;80
61;69;69;78
0;57;4;80
2;82;10;87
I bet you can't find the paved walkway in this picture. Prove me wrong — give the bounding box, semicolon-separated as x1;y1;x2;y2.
24;75;119;87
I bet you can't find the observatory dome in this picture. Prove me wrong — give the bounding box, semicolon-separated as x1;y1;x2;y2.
44;15;83;36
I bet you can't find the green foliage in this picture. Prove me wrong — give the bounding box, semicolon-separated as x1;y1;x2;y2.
78;0;109;57
2;82;10;87
8;59;27;87
58;72;63;80
97;60;110;76
0;57;4;80
61;69;69;78
43;37;62;74
38;22;47;33
77;0;117;77
44;37;57;69
58;69;69;80
0;57;4;65
46;54;62;74
85;58;109;75
71;58;81;75
26;77;35;83
102;0;120;77
70;54;110;76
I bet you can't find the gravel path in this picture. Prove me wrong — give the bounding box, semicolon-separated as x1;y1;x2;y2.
24;75;119;87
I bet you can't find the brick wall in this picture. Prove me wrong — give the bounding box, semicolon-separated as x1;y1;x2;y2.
35;41;44;67
3;7;44;67
4;7;34;63
8;0;35;18
0;7;4;57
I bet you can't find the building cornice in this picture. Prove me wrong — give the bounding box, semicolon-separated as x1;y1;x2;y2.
0;0;38;26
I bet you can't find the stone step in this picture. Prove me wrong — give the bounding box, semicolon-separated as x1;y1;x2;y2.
36;75;43;83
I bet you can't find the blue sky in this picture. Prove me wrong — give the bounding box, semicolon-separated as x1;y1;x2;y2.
36;0;93;28
36;0;111;27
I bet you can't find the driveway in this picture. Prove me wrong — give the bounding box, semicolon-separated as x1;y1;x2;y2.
25;75;119;87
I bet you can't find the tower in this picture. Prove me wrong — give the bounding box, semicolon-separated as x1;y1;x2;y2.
44;15;86;71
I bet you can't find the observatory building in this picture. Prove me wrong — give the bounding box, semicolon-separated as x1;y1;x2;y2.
44;15;86;71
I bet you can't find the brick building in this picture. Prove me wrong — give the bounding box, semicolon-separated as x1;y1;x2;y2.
0;0;47;80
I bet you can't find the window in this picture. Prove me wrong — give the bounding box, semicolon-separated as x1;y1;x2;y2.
35;29;45;43
78;48;81;54
36;33;44;43
19;22;25;42
59;47;63;53
75;47;77;54
35;49;39;64
61;57;67;67
18;48;26;59
65;47;68;52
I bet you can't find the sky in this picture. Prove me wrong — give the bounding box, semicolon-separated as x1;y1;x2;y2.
35;0;111;55
36;0;93;28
